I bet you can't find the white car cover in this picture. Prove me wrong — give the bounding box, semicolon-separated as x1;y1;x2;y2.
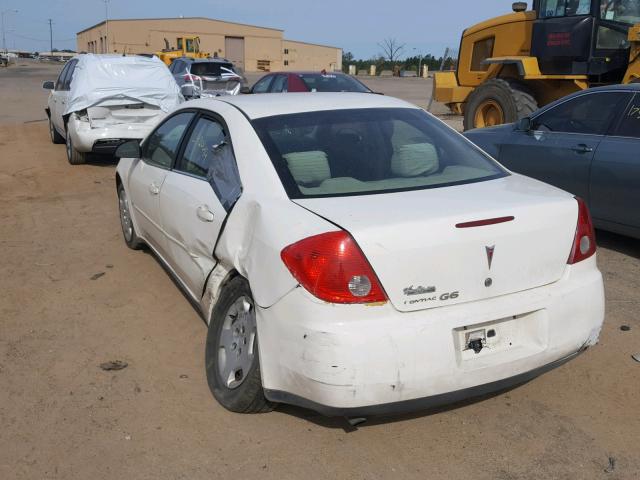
64;54;182;115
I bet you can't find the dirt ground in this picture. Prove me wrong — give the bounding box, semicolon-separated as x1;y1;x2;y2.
1;61;639;480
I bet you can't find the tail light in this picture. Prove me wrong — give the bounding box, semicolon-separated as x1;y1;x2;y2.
184;73;201;82
567;197;596;264
281;231;387;304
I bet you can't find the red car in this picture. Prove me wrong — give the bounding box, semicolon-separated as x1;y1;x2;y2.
248;71;373;94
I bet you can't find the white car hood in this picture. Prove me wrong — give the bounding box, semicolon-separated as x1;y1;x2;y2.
65;54;183;115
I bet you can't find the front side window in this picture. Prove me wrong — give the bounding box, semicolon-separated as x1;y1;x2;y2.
253;108;507;199
270;75;288;93
55;63;71;91
470;37;495;71
614;94;640;137
297;73;370;93
540;0;592;17
252;75;273;93
62;60;78;91
177;117;241;209
532;92;631;134
144;112;194;169
600;0;640;24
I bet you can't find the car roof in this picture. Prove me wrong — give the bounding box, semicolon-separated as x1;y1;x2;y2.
203;92;419;119
267;71;349;75
182;57;232;64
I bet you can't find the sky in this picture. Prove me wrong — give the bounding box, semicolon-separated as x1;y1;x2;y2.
1;0;524;57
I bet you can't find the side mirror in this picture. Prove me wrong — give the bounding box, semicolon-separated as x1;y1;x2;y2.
517;117;532;131
240;86;252;94
512;2;527;12
114;140;141;159
42;81;55;90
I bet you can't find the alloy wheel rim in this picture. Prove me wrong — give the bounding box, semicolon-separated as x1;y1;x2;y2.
118;189;134;242
474;100;504;128
217;296;257;389
66;134;72;159
49;120;54;142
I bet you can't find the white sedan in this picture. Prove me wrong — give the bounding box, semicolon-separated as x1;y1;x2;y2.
115;93;604;416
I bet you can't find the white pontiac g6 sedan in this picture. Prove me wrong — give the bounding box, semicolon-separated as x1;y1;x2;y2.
114;93;605;416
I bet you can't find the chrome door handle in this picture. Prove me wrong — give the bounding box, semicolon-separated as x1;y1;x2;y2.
148;183;160;195
572;144;593;154
196;205;215;222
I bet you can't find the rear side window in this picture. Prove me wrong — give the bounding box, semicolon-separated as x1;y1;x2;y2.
177;116;242;210
271;75;288;92
470;37;494;72
253;108;506;199
614;95;640;138
532;92;631;134
143;112;194;168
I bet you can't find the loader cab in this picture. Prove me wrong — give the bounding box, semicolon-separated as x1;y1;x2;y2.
531;0;640;81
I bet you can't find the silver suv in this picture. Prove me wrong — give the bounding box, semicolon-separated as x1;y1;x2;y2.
169;57;244;98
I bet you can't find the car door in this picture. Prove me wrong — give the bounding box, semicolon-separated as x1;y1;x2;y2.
50;61;73;133
127;112;195;259
497;91;631;201
159;113;242;299
589;92;640;229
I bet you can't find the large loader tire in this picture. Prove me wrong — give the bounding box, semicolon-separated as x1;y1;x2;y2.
464;78;538;131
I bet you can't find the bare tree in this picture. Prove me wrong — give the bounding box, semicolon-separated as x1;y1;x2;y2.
377;38;406;63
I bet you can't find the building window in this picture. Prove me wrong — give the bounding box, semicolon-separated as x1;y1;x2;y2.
284;60;289;66
257;60;271;72
284;48;289;54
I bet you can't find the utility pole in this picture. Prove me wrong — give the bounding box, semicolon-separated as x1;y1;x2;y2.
48;18;53;54
102;0;110;53
1;9;18;54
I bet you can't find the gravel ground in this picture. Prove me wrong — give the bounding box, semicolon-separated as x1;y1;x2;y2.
1;60;639;480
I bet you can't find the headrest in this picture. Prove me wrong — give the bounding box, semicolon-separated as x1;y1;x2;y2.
391;143;439;177
283;151;331;186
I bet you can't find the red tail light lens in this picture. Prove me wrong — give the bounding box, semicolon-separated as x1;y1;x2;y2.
568;197;596;264
184;73;201;82
281;231;387;304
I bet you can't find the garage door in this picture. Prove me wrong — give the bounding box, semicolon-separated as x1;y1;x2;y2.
225;37;245;71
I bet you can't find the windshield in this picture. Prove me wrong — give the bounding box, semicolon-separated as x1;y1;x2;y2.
600;0;640;24
298;73;371;93
253;108;507;199
190;62;236;77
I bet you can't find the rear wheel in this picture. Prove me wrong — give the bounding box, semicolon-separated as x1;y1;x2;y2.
65;130;86;165
49;118;64;144
205;276;274;413
464;78;538;130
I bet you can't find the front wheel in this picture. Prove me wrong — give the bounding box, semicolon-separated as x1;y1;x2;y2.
205;276;274;413
464;78;538;130
117;184;144;250
49;118;64;144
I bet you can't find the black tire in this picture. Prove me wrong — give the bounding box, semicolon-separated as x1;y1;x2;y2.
205;276;274;414
464;78;538;131
49;118;64;144
117;183;144;250
65;131;86;165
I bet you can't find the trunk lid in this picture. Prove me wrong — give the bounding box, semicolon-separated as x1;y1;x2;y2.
294;175;578;312
87;104;163;128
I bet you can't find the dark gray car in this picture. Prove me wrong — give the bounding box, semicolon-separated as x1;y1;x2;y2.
169;57;245;98
464;84;640;238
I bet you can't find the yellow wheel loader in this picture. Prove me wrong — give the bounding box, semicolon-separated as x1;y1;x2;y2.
155;36;210;66
434;0;640;130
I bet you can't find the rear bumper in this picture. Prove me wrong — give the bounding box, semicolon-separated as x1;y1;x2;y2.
265;348;585;417
67;116;154;153
256;257;604;416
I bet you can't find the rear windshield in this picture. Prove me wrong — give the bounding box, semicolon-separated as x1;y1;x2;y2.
190;62;235;76
253;108;507;199
298;73;370;93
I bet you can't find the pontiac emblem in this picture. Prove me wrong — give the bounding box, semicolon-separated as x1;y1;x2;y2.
485;245;495;270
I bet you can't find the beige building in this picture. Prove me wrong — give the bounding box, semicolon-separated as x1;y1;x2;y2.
76;17;342;72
